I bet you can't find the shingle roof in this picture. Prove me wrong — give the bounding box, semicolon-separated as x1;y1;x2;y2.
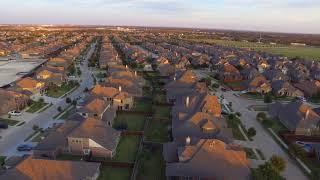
0;156;100;180
68;118;121;151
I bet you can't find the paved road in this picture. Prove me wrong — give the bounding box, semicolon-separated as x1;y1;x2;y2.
0;43;96;157
217;90;308;180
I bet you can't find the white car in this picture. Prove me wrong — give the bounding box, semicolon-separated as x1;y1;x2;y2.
8;110;22;116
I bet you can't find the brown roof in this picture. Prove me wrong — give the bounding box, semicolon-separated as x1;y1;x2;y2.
91;85;119;98
16;77;43;89
201;95;221;117
83;98;108;115
1;156;100;180
224;63;239;73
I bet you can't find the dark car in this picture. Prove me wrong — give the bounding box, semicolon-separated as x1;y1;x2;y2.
17;144;33;151
0;122;8;129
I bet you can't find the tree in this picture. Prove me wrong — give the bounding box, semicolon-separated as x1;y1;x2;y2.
257;112;267;120
289;144;307;158
236;112;242;117
270;155;286;172
39;98;44;103
248;127;257;138
32;125;39;131
251;162;284;180
57;106;62;112
264;94;273;103
66;97;72;104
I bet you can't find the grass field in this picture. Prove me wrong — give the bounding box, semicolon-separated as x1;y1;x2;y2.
113;136;140;162
186;38;320;60
137;147;166;180
0;118;19;126
113;113;146;131
98;166;132;180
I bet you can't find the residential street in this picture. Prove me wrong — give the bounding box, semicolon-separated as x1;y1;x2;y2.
216;90;308;180
0;43;96;156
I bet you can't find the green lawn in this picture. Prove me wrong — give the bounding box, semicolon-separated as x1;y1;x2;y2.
225;115;246;141
0;118;19;126
269;119;288;134
38;103;53;113
133;99;152;112
56;154;83;161
153;94;167;104
153;106;171;119
113;113;146;131
145;118;170;143
26;101;48;113
98;166;132;180
113;136;140;162
137;147;166;180
46;82;78;98
186;38;320;60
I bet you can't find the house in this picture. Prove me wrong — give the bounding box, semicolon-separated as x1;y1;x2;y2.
245;75;271;94
36;69;66;86
104;77;142;97
269;101;320;135
91;85;134;111
33;120;81;159
159;64;176;77
271;80;304;97
163;139;250;180
16;77;45;94
294;80;320;97
0;156;101;180
220;63;242;82
78;98;110;119
47;57;69;68
0;89;30;115
67;118;121;158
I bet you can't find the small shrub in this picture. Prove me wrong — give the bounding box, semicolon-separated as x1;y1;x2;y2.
248;127;257;138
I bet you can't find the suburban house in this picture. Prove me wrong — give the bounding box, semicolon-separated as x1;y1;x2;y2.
16;77;45;94
36;69;66;86
67;118;121;158
104;77;142;97
91;85;134;111
78;98;111;119
0;89;30;115
163;139;250;180
294;80;320;97
271;80;304;97
220;63;242;82
245;75;271;94
0;156;101;180
269;101;320;136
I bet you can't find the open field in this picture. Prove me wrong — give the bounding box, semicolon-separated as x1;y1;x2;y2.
186;38;320;60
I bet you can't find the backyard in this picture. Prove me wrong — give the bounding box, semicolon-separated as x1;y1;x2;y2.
113;113;146;131
98;166;132;180
137;146;166;180
113;136;140;162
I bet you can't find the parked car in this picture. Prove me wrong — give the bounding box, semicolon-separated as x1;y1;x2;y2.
0;122;8;129
8;110;22;116
17;144;33;151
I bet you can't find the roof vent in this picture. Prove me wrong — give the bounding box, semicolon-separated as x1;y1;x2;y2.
186;136;191;145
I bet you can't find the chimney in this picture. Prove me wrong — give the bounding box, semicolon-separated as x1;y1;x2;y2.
125;65;128;69
305;109;310;119
186;136;191;145
186;96;190;107
119;86;122;92
135;71;137;76
174;76;176;81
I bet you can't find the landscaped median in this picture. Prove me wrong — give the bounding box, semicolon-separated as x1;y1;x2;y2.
26;100;48;113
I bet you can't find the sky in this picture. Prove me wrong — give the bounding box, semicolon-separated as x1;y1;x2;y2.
1;0;320;34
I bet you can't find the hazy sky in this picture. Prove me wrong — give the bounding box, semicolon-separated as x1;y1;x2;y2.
1;0;320;34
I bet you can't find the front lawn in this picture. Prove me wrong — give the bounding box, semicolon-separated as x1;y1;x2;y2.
113;136;140;162
153;105;171;119
145;118;171;143
225;115;246;141
0;118;19;126
137;147;166;180
113;113;146;131
26;101;48;113
98;166;132;180
46;82;78;98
